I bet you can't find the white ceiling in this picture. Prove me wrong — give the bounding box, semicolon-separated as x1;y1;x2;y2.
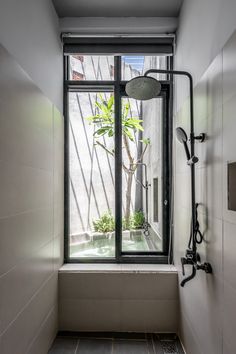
52;0;183;18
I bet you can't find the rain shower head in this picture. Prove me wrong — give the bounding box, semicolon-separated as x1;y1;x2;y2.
125;76;162;101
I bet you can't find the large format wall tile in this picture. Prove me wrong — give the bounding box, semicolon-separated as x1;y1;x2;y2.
207;53;223;118
0;46;53;171
179;314;204;354
175;27;236;354
59;271;179;333
223;31;236;103
223;221;236;290
0;274;57;354
0;207;53;276
223;282;236;352
59;299;121;332
0;160;53;218
59;272;178;302
222;93;236;224
0;44;63;353
0;239;54;334
26;306;58;354
120;299;178;332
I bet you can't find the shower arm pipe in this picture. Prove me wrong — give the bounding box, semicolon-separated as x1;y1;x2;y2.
144;69;196;253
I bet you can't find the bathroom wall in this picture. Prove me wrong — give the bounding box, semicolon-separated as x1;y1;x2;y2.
0;2;63;353
0;43;64;353
0;44;64;354
0;0;62;112
175;0;236;111
175;1;236;352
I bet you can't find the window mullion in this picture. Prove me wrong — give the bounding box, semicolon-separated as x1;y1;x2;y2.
114;56;122;261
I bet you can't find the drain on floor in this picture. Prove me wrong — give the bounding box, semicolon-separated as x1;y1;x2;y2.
160;341;178;353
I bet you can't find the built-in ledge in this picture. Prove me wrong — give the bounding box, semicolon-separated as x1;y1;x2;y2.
59;263;177;273
59;263;178;332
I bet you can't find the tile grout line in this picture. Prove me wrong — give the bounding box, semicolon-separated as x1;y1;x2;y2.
75;338;80;354
0;271;56;337
151;334;157;354
25;305;56;354
111;337;114;354
50;334;184;353
0;235;55;279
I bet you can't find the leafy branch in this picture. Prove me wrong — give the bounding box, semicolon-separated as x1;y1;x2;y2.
86;93;150;226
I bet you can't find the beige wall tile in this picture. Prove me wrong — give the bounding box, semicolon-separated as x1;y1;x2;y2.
0;274;57;354
0;160;53;218
223;31;236;103
120;300;178;332
206;53;223;117
59;273;123;300
179;314;204;354
121;273;178;300
223;282;236;352
175;27;236;354
59;271;179;333
59;299;121;332
0;239;54;334
222;94;236;224
26;306;58;354
54;234;64;272
0;208;53;276
0;45;63;353
223;221;236;290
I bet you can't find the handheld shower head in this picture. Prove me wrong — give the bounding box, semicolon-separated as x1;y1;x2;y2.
176;127;188;144
176;127;191;161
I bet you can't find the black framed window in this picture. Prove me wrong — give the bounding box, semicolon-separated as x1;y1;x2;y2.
64;37;173;263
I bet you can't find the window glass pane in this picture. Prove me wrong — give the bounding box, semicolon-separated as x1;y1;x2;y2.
121;55;168;81
69;55;114;81
69;91;115;258
121;97;163;252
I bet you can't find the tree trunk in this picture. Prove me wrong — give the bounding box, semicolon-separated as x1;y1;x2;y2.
125;170;133;228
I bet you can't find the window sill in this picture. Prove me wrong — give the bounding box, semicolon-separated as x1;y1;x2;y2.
59;263;177;274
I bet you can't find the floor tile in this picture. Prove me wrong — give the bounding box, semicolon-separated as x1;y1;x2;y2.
112;332;146;340
49;333;184;354
48;337;78;353
152;334;185;354
76;338;112;354
113;340;149;354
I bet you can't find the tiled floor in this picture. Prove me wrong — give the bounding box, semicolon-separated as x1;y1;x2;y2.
48;333;184;354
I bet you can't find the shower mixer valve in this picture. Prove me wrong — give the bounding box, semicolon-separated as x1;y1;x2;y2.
181;250;213;287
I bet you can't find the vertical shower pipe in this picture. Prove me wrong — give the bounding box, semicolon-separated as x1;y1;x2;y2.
144;69;196;256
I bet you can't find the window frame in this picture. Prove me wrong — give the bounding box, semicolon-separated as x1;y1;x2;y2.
64;53;173;264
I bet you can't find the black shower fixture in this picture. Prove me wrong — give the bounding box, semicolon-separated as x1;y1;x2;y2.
175;127;212;286
176;127;199;165
126;68;212;286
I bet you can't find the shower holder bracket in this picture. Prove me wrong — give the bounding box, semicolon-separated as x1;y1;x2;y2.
193;133;206;143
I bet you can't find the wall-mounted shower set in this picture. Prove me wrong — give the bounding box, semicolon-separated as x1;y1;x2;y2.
175;126;212;286
126;68;212;287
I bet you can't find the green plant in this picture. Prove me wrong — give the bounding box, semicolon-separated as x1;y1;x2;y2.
122;211;145;230
132;210;145;229
122;216;131;231
93;211;115;233
87;94;150;226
